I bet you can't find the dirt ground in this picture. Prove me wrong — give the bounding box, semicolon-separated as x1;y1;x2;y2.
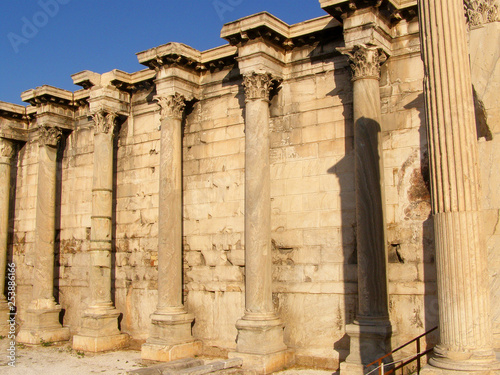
0;338;334;375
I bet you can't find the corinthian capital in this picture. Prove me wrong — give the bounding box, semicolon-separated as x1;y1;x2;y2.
155;94;186;121
92;111;117;135
0;138;15;160
340;45;388;81
465;0;499;26
242;72;279;102
38;126;62;147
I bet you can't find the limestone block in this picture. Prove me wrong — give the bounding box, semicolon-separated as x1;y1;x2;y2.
302;192;339;211
285;176;320;195
188;291;243;349
200;249;228;267
302;123;336;143
284;143;318;161
126;358;204;375
227;249;245;266
470;22;500;135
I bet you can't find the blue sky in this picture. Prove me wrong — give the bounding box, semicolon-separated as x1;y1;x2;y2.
0;1;326;105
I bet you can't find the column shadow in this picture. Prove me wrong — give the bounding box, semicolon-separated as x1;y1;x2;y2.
55;133;68;325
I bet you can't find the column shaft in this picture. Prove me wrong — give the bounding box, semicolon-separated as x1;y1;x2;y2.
142;93;200;362
89;129;114;309
0;139;14;305
418;0;499;371
352;77;389;320
244;98;273;316
0;138;14;335
228;72;288;374
73;111;129;352
157;114;183;313
32;143;58;303
339;45;393;374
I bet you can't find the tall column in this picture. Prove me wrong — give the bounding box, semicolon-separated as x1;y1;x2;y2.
339;45;394;374
142;93;201;362
73;110;128;352
228;72;289;374
418;0;500;373
0;138;15;335
17;126;70;344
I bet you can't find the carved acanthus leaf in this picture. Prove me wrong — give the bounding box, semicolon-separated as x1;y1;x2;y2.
38;126;62;147
341;45;387;81
0;138;15;159
92;111;117;134
242;72;279;101
464;0;499;26
155;93;186;121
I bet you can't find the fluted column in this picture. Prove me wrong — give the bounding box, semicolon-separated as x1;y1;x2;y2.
0;138;15;335
418;0;500;372
17;126;70;345
229;72;288;374
142;93;200;362
73;110;128;352
340;45;394;374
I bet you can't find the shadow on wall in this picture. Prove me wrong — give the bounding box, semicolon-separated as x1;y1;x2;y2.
404;94;439;348
55;133;67;326
6;143;21;311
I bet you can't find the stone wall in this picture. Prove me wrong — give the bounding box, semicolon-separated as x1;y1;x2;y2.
2;5;499;372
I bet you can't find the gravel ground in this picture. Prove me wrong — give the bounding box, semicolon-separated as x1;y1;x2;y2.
0;338;334;375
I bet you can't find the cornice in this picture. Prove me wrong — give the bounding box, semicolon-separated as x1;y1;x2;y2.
0;101;28;142
221;12;341;50
320;0;418;24
21;86;75;131
21;85;74;107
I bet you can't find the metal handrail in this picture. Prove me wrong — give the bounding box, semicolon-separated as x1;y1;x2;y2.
365;326;438;375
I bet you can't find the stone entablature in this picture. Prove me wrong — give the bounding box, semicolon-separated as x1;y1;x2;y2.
0;3;499;374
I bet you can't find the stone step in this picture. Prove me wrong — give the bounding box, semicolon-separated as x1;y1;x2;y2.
176;358;243;375
126;357;204;374
127;358;243;375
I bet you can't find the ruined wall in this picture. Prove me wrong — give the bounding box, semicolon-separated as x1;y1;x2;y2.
471;22;500;348
183;67;247;353
380;51;439;355
8;13;500;370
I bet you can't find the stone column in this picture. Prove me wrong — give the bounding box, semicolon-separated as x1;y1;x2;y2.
0;138;15;335
228;72;289;374
142;93;201;362
17;126;70;344
73;110;128;352
418;0;500;373
339;45;394;374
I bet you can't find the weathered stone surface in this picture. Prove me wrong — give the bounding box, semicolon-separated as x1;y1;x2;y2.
0;3;499;374
418;0;500;372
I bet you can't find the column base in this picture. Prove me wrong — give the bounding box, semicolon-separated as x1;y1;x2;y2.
0;301;10;336
17;301;70;345
340;319;394;375
72;307;128;352
231;314;291;373
141;311;199;361
421;346;500;374
420;364;500;375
